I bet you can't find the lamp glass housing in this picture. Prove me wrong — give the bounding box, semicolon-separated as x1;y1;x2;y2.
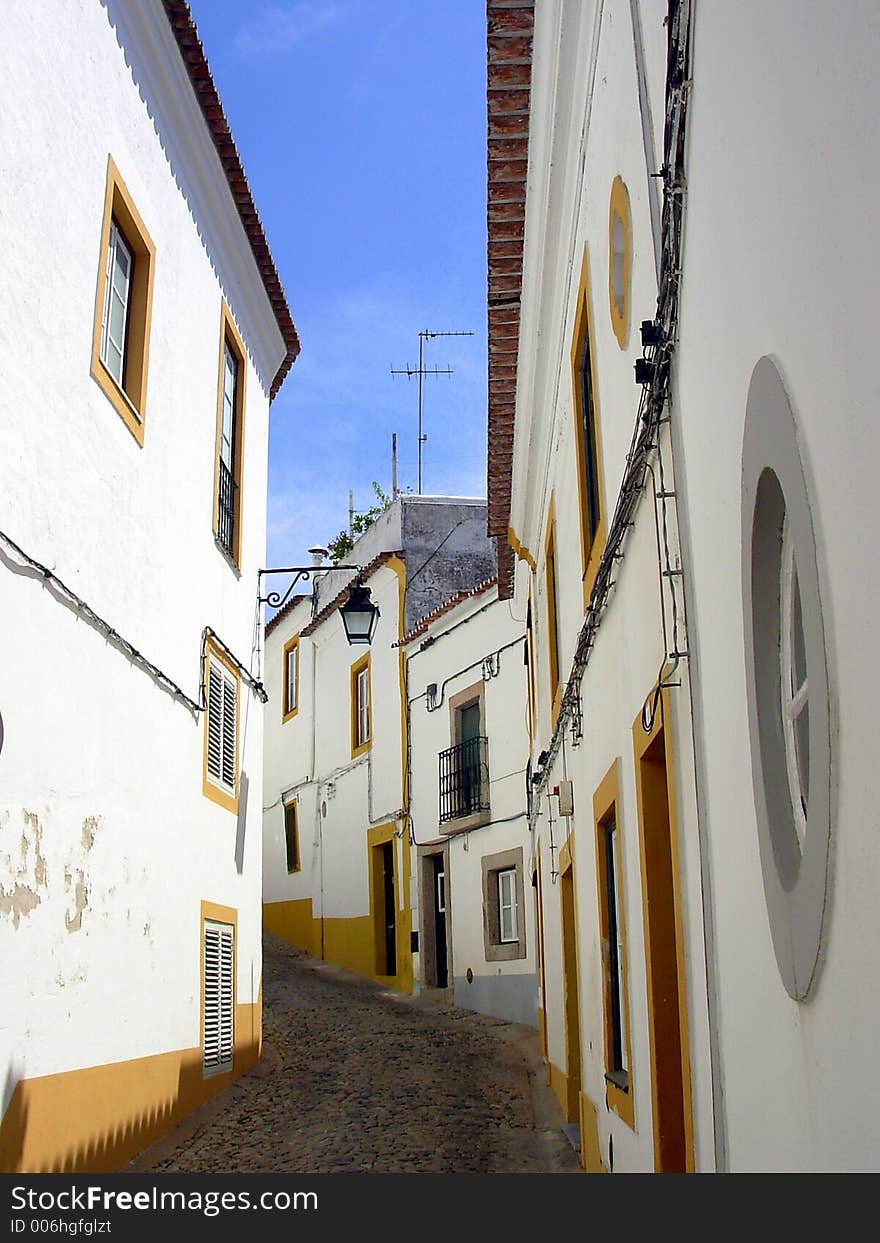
341;583;379;644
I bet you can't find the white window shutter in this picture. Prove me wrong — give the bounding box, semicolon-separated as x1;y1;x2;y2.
203;920;234;1075
221;671;237;791
206;660;223;783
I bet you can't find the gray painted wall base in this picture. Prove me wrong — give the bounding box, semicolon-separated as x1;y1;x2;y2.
453;972;538;1028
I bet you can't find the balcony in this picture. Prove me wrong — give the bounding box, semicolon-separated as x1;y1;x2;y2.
439;736;489;828
217;458;237;556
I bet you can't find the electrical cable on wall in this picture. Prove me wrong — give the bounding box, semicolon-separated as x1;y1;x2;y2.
0;525;267;711
530;0;693;809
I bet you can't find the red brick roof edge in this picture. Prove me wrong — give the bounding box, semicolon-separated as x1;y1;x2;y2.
298;552;401;638
162;1;301;400
264;594;309;640
486;1;534;599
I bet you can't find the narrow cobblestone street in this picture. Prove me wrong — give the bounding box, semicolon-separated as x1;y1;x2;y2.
127;935;580;1175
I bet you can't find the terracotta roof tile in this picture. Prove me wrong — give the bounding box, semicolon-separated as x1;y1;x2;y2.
161;2;300;399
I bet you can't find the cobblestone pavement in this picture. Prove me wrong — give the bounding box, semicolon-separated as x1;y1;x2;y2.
127;934;581;1175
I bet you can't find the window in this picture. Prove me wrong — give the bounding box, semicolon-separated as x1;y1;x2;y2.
91;156;155;445
203;642;239;812
608;176;632;349
213;304;247;568
498;868;518;943
545;508;561;713
482;847;527;962
440;684;489;827
350;654;372;757
570;251;605;602
742;356;832;1002
283;800;300;873
593;760;634;1128
282;635;300;723
202;914;234;1077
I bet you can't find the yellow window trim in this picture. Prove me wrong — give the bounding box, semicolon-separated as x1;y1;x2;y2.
201;637;241;814
283;799;301;874
90;156;156;447
199;900;237;1079
570;248;607;609
593;758;635;1130
608;176;633;350
212;301;248;570
350;652;372;758
281;634;300;723
544;497;562;724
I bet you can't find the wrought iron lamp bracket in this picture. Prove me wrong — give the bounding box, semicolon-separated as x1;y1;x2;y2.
258;565;360;612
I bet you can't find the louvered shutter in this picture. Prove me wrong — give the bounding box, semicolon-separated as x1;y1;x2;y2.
221;670;237;791
206;659;224;784
206;656;237;796
203;920;234;1075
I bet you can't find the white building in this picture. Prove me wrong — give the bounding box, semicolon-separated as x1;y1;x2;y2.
262;496;498;995
0;0;298;1172
488;0;880;1173
404;582;536;1026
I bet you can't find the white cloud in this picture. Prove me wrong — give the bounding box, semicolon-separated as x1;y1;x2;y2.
235;2;346;56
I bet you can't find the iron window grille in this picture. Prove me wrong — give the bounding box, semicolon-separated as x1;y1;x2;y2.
438;735;489;823
217;458;237;556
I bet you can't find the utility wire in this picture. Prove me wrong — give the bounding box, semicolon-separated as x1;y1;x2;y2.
0;525;267;711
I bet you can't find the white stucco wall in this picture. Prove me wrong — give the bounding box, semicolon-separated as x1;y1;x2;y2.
0;0;285;1127
406;591;536;1024
508;0;713;1172
675;0;880;1172
262;563;406;930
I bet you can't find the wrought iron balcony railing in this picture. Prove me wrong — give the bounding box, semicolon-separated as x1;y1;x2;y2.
217;459;238;555
439;735;489;823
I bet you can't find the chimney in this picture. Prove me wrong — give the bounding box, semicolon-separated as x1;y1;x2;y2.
308;545;328;568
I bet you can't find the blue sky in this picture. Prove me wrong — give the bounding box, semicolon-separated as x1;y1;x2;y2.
186;0;489;569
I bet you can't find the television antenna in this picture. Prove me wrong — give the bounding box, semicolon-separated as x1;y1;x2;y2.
391;328;473;494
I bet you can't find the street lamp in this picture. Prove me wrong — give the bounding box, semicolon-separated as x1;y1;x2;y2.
340;580;380;645
258;564;380;646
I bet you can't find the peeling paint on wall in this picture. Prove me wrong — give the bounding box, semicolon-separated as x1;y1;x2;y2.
0;810;48;929
64;871;89;933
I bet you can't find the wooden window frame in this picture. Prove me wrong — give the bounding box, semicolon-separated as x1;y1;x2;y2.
283;799;300;874
593;759;635;1129
90;156;155;446
481;846;527;962
200;900;237;1079
202;638;241;813
282;634;300;723
212;302;247;570
570;249;607;607
350;653;372;758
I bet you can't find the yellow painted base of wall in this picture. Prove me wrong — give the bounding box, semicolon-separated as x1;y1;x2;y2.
549;1060;569;1118
579;1091;606;1173
263;898;316;956
0;1001;260;1174
262;902;413;993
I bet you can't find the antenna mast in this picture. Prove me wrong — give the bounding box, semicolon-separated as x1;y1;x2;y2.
391;328;474;494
